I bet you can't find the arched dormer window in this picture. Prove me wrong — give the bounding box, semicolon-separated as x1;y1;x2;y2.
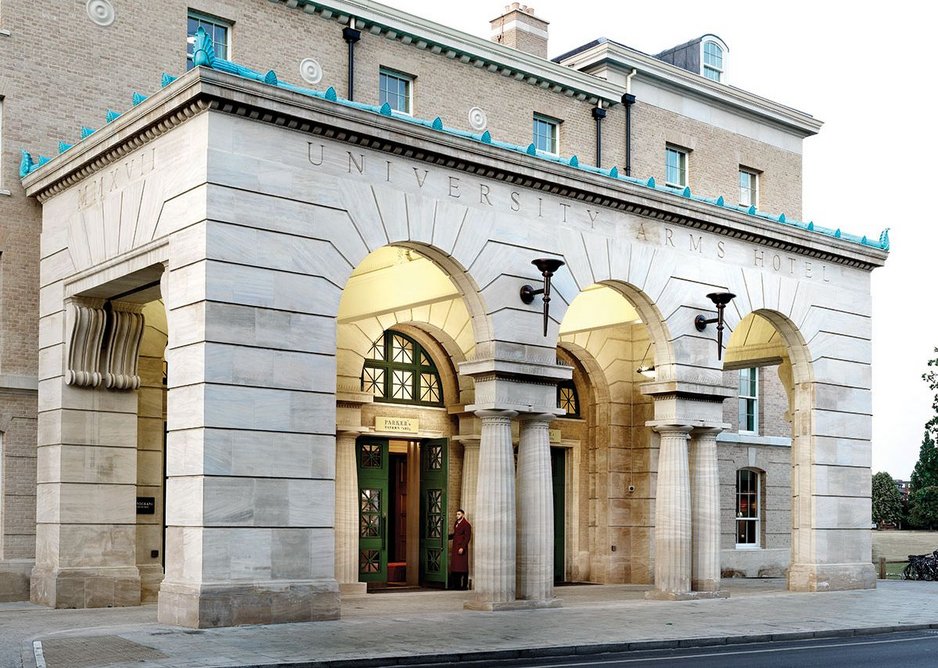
361;331;443;406
702;39;724;82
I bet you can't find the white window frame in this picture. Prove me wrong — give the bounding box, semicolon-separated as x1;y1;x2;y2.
739;167;759;208
665;145;688;187
735;468;762;549
187;10;232;70
0;97;6;195
379;68;414;115
738;367;759;434
532;114;559;155
702;40;724;82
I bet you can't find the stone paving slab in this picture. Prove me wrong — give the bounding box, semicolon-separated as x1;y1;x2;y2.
3;580;938;668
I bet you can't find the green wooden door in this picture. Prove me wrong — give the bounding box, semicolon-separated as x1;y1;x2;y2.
357;437;389;583
551;447;565;582
419;438;448;587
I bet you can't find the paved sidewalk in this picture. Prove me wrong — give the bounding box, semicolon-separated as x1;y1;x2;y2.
3;579;937;668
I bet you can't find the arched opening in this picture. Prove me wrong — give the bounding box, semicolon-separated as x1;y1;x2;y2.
334;244;485;591
556;281;673;585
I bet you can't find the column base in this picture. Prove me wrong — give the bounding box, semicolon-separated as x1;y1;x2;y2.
0;560;33;602
157;578;340;628
788;563;876;592
31;566;141;608
644;589;729;601
692;578;721;593
464;597;562;611
139;563;165;603
339;582;367;595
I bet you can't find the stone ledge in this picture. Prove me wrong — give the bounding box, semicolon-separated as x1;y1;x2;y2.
31;566;141;608
644;589;730;601
464;596;562;611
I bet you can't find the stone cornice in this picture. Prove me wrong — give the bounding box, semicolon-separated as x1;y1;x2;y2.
24;69;887;270
556;40;823;138
277;0;622;106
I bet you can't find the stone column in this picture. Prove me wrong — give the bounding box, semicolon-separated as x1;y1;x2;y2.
646;424;693;598
516;414;558;606
690;427;723;594
460;438;481;586
335;432;366;594
466;410;517;610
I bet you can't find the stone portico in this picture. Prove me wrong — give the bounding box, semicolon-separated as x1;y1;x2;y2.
21;64;883;626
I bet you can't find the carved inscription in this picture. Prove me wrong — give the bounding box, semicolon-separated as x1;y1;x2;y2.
77;148;155;209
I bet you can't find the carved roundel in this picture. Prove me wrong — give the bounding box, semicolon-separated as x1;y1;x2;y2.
86;0;115;26
468;107;488;132
300;58;324;85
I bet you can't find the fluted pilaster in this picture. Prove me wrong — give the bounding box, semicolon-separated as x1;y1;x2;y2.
460;439;481;585
466;410;517;610
516;414;555;603
334;433;363;593
650;425;693;596
691;427;722;593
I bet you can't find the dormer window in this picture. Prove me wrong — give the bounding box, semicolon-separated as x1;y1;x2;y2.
702;40;724;82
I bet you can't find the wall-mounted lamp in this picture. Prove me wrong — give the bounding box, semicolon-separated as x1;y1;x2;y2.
520;258;565;337
694;291;736;360
635;341;656;379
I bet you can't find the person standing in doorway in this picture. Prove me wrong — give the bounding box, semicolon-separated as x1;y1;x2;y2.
449;509;471;590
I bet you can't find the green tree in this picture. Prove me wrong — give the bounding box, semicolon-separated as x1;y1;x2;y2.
908;349;938;527
871;471;903;528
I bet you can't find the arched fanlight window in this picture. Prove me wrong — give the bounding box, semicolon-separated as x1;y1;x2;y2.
703;40;724;82
557;379;580;417
361;331;443;406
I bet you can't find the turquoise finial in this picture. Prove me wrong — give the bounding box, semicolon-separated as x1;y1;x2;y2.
379;102;393;116
81;126;95;139
480;130;492;143
325;86;337;101
716;195;724;206
834;228;841;238
431;117;443;130
646;177;656;188
58;141;73;154
879;228;890;250
161;73;177;88
609;166;618;178
807;222;814;231
19;150;34;179
747;205;756;215
526;143;537;156
778;213;786;223
264;70;278;85
569;155;579;167
132;92;147;106
36;155;50;168
106;109;121;123
861;235;867;244
192;27;216;67
681;186;691;197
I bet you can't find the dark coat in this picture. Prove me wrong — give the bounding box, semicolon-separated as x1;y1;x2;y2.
449;517;471;573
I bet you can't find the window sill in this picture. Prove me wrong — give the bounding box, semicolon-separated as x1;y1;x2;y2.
0;189;12;197
0;28;11;37
734;545;762;550
718;432;791;447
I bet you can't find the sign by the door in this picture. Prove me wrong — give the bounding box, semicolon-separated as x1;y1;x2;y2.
376;416;419;434
136;497;156;515
549;429;562;443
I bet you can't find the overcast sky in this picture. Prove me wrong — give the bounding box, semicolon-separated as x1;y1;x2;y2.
385;0;935;478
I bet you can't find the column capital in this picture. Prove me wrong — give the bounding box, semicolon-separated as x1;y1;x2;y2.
691;425;727;438
646;421;694;435
454;435;481;449
475;409;518;420
518;412;555;424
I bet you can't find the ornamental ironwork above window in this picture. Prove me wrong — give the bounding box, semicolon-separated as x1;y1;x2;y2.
362;331;443;406
557;378;580;418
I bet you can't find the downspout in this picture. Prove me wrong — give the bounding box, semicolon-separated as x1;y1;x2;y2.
342;18;361;101
592;106;606;168
623;68;637;176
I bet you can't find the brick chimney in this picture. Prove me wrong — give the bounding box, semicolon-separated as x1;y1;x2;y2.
490;3;549;59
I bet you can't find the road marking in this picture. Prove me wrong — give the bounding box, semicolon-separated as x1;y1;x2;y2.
537;633;938;666
32;640;46;668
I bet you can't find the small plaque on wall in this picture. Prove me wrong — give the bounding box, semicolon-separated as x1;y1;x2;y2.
136;497;156;515
549;429;562;443
375;417;419;434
